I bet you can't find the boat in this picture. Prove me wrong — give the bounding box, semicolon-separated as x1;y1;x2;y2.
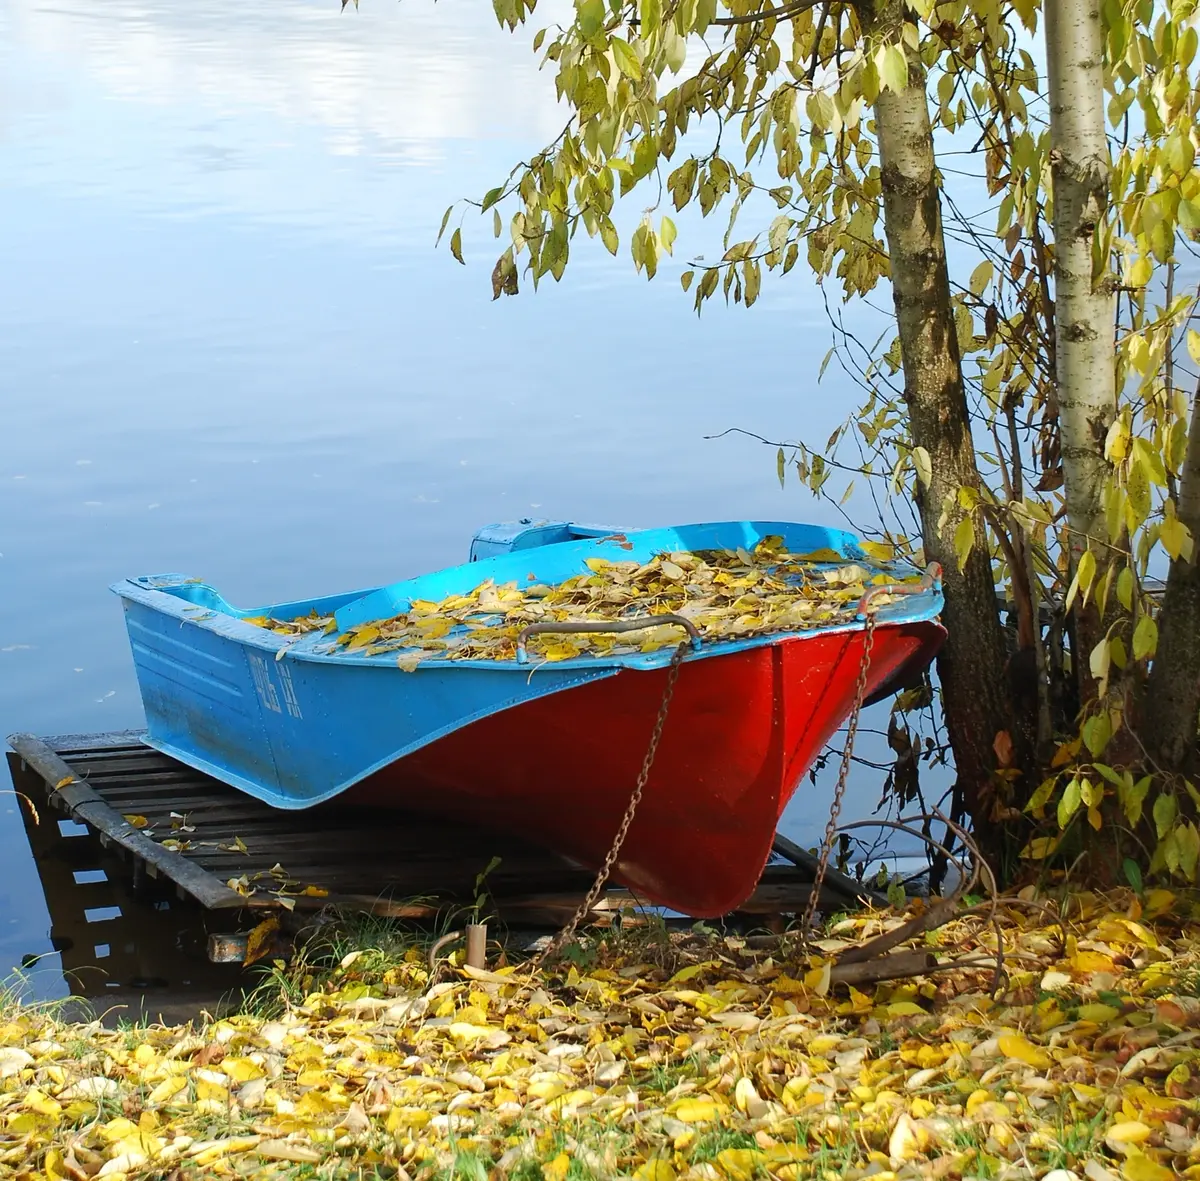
111;519;945;916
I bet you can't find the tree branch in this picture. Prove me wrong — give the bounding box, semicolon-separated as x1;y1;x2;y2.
711;0;827;26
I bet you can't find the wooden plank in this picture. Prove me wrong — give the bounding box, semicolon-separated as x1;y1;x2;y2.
37;730;150;753
6;733;247;910
771;833;886;904
11;733;877;927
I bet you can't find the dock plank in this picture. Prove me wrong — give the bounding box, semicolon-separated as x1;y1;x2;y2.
9;732;843;925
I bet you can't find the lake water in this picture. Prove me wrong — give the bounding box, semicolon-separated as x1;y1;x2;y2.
0;0;916;1001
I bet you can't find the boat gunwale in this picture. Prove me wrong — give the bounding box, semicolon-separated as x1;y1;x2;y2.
112;574;943;674
110;519;944;674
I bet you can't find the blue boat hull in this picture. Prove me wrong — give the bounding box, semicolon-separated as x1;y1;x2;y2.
113;520;945;812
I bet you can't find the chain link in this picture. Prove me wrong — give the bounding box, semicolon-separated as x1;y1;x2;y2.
800;611;878;938
536;602;886;966
532;641;689;968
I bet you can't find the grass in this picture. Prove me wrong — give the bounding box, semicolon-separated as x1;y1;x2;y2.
688;1130;761;1163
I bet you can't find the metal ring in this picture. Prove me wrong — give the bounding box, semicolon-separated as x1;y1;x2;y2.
856;561;943;619
515;615;702;664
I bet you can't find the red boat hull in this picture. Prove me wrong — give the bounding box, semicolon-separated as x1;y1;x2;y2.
349;621;944;916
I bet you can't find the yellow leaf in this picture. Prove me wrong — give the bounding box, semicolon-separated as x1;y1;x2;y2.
255;1140;322;1163
243;916;280;967
997;1033;1051;1070
123;814;149;829
1106;1121;1152;1153
1020;835;1062;861
888;1112;927;1161
634;1163;676;1181
544;1154;571;1181
146;1077;187;1107
858;540;896;562
969;259;994;295
877;42;908;92
1071;950;1115;973
803;960;832;997
221;1057;265;1084
54;776;75;790
715;1149;764;1181
1132;614;1158;661
347;626;380;650
1122;1152;1175;1181
669;1097;724;1122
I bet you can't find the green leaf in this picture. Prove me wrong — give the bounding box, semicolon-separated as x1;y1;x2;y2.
968;260;994;296
1082;712;1113;757
953;516;975;572
611;37;642;80
777;448;786;489
638;0;661;38
1025;776;1057;819
1122;858;1144;894
450;227;465;264
913;446;932;489
578;0;605;37
1154;791;1177;839
1132;614;1158;661
1161;513;1192;561
660;216;677;255
877;44;908;93
1178;822;1200;881
1119;775;1152;827
680;269;694;292
1058;777;1083;828
1065;549;1097;613
1116;566;1135;610
436;205;454;246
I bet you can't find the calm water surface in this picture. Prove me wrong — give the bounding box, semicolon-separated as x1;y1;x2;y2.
0;0;902;999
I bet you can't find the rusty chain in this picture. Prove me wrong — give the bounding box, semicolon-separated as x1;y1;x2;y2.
535;616;878;966
532;642;689;968
531;562;947;965
800;610;877;938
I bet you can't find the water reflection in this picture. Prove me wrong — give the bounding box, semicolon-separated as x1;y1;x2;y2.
9;753;245;1015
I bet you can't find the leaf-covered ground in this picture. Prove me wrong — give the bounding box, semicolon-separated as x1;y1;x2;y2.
3;891;1200;1181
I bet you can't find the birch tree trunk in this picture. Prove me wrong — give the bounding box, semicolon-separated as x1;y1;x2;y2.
1144;386;1200;771
863;0;1014;843
1044;0;1116;691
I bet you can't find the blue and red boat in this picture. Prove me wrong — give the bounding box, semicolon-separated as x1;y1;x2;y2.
112;520;944;916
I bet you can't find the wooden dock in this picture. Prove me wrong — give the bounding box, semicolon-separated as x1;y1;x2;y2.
8;731;879;964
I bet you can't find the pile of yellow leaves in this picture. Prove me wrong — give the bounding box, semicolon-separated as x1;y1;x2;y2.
246;539;918;665
3;890;1200;1181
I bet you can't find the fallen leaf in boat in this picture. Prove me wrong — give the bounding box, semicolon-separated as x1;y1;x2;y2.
123;814;149;828
54;775;75;790
250;539;921;664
